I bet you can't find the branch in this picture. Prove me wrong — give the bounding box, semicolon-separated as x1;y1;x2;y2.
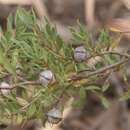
86;51;130;61
69;58;128;81
101;51;130;58
13;80;40;87
0;81;40;90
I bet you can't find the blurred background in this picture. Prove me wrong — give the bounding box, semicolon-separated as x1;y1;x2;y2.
0;0;130;130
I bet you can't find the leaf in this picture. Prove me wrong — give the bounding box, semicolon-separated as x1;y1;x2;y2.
107;19;130;34
121;67;128;83
85;85;101;91
5;108;11;116
11;49;19;68
15;7;34;27
16;97;28;107
16;114;23;124
99;30;110;42
0;48;14;74
109;27;122;33
110;36;121;49
79;87;86;100
27;104;36;118
119;90;130;101
99;95;110;108
72;87;86;108
102;83;110;92
70;25;88;42
5;100;19;113
7;14;13;34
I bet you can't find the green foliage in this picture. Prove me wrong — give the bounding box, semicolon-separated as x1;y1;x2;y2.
72;87;86;108
119;90;130;101
0;8;129;125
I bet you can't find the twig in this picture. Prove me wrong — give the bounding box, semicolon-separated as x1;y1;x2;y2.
44;46;65;59
13;80;40;87
69;58;128;81
101;51;130;58
0;81;40;90
86;51;130;61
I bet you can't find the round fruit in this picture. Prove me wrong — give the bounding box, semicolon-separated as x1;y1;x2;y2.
39;70;55;86
74;46;87;62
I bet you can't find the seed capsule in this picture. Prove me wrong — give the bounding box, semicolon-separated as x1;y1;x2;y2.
46;108;62;124
74;46;87;62
0;82;11;95
39;70;55;86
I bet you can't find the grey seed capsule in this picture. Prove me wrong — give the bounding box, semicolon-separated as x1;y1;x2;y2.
46;108;62;124
39;70;55;86
74;46;87;62
0;82;11;95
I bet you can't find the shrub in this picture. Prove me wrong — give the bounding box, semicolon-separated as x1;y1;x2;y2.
0;8;129;125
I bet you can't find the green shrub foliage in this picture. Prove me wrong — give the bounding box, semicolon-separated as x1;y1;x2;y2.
0;8;129;125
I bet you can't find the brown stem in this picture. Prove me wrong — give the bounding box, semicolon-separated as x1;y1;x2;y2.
69;58;128;81
101;51;130;58
0;81;40;90
86;51;130;61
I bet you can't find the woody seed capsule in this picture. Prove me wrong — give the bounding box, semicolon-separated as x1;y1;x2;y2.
0;82;11;95
46;107;62;124
39;70;55;86
74;46;87;62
